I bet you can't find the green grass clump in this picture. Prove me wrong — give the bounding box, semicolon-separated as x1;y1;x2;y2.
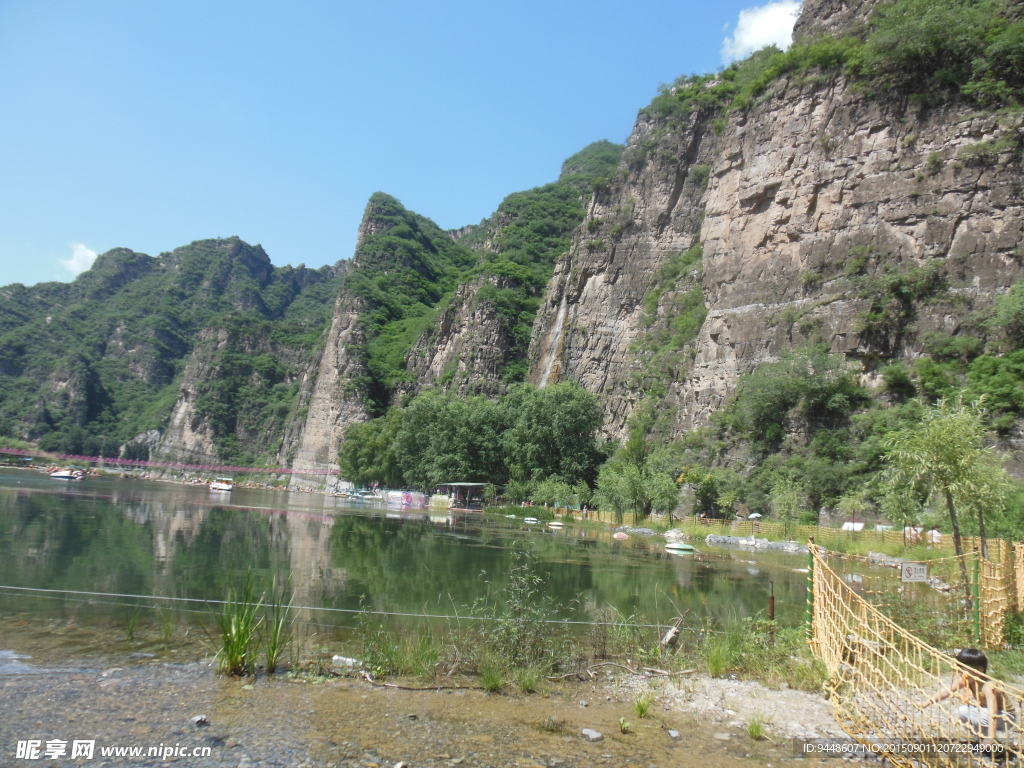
695;618;828;692
481;664;504;693
514;667;540;693
213;576;264;677
634;692;655;718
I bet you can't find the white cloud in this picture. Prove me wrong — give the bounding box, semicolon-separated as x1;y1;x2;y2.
59;242;98;277
722;1;802;63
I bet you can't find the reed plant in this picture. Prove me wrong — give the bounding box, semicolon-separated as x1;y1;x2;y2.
357;612;444;678
156;606;175;643
514;667;540;693
262;575;293;674
480;662;504;693
213;575;263;676
124;608;141;643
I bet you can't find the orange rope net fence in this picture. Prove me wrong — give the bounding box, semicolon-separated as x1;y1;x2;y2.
810;544;1023;766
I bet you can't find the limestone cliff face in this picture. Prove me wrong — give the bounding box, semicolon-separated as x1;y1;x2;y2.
155;324;316;467
527;107;718;435
154;329;224;464
792;0;883;41
678;78;1023;434
401;276;516;398
530;22;1024;438
288;291;370;486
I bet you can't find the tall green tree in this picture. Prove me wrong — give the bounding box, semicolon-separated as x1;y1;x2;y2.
339;408;405;488
502;383;604;485
882;397;1011;593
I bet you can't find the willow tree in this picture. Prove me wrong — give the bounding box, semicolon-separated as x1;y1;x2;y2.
882;397;1010;596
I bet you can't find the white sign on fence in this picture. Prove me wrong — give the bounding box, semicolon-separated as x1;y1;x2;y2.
901;563;928;582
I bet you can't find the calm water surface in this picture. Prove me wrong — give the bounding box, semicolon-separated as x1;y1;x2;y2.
0;469;811;634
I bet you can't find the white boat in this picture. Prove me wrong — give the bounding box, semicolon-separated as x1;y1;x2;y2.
50;468;81;480
523;517;539;524
665;542;697;554
548;521;565;529
210;477;234;492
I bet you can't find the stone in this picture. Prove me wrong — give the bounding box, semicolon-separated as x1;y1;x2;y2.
667;729;680;741
190;715;208;727
582;729;604;742
578;700;589;707
714;733;731;741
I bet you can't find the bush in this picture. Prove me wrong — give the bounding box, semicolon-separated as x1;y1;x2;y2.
726;345;866;452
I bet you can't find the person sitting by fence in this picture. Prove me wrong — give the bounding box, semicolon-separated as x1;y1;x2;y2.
926;526;942;547
917;648;1014;741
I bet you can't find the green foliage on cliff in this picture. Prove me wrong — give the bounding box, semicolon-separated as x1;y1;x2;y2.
348;192;478;409
348;141;623;409
673;273;1024;528
648;0;1024;126
854;0;1024;106
459;141;624;383
339;382;605;491
629;244;707;406
721;345;869;456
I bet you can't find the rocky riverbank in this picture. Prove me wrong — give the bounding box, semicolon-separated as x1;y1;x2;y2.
0;643;871;768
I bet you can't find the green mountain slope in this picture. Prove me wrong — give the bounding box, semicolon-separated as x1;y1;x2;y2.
0;238;344;456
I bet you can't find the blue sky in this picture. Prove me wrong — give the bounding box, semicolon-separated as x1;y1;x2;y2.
0;0;800;287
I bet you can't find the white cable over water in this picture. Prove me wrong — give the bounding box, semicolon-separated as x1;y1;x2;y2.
0;584;694;629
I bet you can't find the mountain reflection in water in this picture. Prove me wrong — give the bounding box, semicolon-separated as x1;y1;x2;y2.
0;469;808;632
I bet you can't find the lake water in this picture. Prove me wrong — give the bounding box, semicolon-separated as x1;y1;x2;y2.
0;469;811;638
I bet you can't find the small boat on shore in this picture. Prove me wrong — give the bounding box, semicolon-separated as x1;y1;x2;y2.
50;468;83;480
523;517;539;524
665;542;697;554
210;477;234;492
548;521;564;529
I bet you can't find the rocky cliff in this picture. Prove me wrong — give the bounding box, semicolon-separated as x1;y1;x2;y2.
528;7;1024;439
286;291;370;485
400;275;517;398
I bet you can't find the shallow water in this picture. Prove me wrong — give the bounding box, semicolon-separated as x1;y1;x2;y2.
0;468;811;635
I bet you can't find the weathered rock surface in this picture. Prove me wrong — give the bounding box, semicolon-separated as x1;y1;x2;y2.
288;291;370;486
528;108;715;436
400;275;515;399
529;4;1024;438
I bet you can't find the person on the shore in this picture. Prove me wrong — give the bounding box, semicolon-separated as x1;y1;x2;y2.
917;648;1012;741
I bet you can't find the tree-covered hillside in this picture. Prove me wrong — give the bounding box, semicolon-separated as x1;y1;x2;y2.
0;238;345;457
